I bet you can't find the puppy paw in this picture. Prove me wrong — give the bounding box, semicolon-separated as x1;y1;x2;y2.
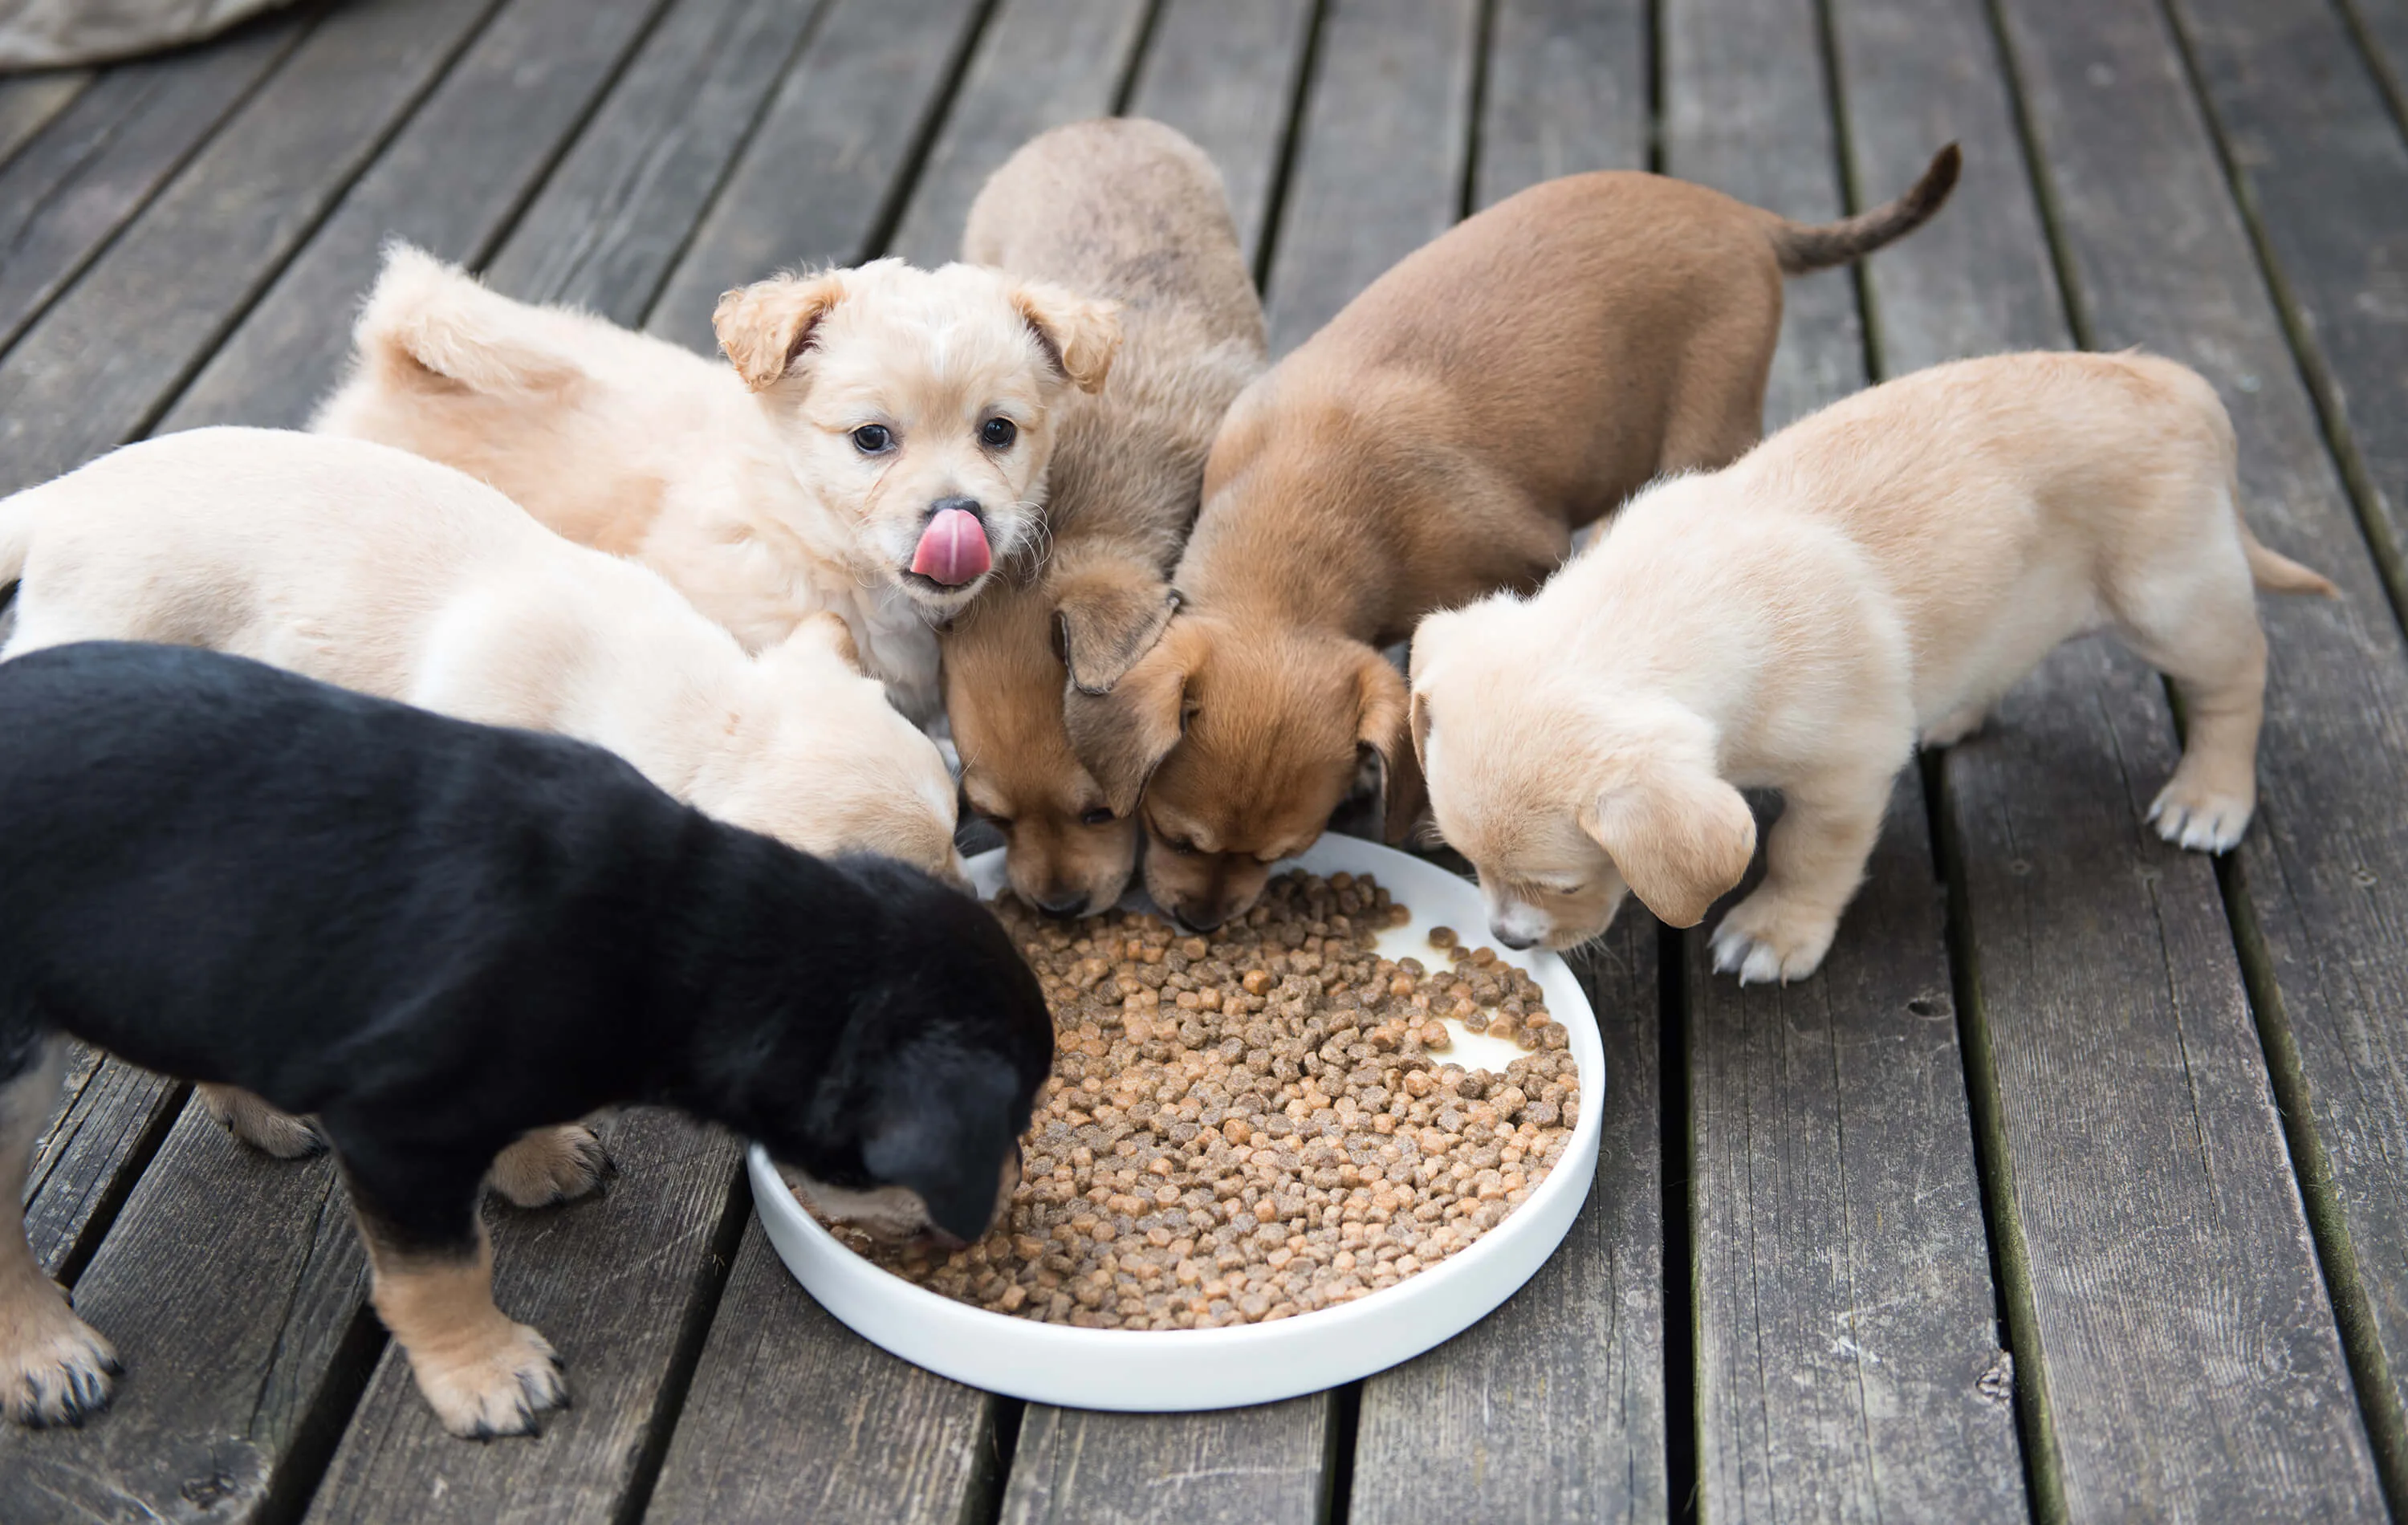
1;1286;120;1428
487;1125;613;1210
405;1320;567;1440
2148;777;2252;854
1709;891;1840;985
197;1084;325;1159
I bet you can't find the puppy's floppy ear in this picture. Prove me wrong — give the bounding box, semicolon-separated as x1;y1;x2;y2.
1407;687;1434;782
1052;563;1180;695
1011;279;1121;394
1577;754;1755;928
714;270;846;391
863;1051;1020;1243
1062;621;1198;815
766;610;864;677
1352;646;1426;845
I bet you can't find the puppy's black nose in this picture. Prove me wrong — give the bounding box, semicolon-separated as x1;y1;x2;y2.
1172;905;1227;934
927;494;984;521
1493;926;1539;950
1034;889;1088;918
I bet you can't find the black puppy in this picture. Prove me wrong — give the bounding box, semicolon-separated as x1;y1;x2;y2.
0;643;1051;1438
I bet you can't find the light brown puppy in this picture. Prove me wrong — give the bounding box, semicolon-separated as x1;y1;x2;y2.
1067;148;1962;931
1409;352;2334;981
949;118;1267;917
316;247;1120;722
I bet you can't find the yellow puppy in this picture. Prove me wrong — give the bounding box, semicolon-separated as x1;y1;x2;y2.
1409;351;2333;982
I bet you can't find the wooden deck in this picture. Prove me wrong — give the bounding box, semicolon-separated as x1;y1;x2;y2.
4;0;2407;1519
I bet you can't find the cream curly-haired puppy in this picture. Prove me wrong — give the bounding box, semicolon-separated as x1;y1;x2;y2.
315;246;1120;722
0;427;965;1185
1409;352;2333;982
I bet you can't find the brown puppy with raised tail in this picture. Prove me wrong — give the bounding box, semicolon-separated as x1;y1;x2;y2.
949;118;1267;917
1065;148;1963;933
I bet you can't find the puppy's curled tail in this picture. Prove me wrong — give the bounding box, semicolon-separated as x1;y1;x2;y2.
348;242;583;396
1766;144;1962;274
2244;532;2338;598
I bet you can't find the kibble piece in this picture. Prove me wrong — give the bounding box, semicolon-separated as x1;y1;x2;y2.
1428;926;1458;950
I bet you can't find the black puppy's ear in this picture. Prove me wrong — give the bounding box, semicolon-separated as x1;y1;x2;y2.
862;1055;1019;1242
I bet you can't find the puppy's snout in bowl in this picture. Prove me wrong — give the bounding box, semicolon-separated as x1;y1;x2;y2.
910;496;993;588
1032;887;1091;918
1493;925;1540;951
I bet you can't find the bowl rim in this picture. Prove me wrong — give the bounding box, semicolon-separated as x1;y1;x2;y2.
747;834;1605;1406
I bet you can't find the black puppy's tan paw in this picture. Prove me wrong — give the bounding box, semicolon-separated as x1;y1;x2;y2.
1;1284;120;1428
405;1318;567;1439
486;1124;612;1209
197;1083;325;1159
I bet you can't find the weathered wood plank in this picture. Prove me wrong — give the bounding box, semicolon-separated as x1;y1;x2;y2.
885;0;1153;269
1349;917;1666;1525
1982;0;2408;1512
2168;0;2408;635
480;0;830;326
641;1218;1010;1525
2344;0;2408;132
0;0;502;498
1001;1401;1332;1525
0;69;89;175
25;1049;181;1279
644;0;990;352
1661;0;1859;431
1122;0;1316;268
1259;0;1479;355
1690;780;2024;1525
303;1113;744;1524
1658;6;2028;1519
162;0;670;432
1474;0;1649;204
1346;28;1665;1523
0;1101;376;1524
0;21;300;358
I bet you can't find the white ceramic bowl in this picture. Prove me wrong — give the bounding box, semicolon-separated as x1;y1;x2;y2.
748;834;1605;1411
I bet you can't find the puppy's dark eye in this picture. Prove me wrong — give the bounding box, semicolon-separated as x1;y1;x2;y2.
852;424;893;453
980;417;1017;449
1162;835;1197;856
1079;807;1116;828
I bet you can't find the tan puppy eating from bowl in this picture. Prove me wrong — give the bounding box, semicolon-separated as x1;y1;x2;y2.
1408;351;2335;982
948;118;1267;917
1066;148;1963;933
0;426;966;1189
315;246;1121;722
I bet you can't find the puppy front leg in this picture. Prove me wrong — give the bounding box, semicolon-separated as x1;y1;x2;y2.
1710;767;1895;984
0;1037;120;1426
330;1134;567;1439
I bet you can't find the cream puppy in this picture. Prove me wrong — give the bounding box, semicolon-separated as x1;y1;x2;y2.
314;246;1120;722
1409;352;2333;982
947;117;1267;917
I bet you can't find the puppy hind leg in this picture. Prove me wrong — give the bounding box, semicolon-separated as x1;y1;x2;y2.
486;1123;613;1210
1710;766;1896;984
0;1038;120;1426
197;1083;326;1159
2121;580;2269;853
330;1132;567;1438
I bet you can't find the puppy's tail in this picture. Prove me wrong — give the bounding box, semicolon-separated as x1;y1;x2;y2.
1765;144;1961;274
2243;531;2339;598
343;242;585;397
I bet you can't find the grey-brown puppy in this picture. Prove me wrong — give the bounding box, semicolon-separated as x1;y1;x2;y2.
948;118;1267;917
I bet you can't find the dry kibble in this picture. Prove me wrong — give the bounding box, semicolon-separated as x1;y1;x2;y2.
811;871;1580;1328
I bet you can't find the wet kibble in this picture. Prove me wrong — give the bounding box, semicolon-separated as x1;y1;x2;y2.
809;870;1580;1329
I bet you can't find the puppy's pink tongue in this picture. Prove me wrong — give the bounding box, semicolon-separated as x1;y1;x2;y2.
910;508;991;586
